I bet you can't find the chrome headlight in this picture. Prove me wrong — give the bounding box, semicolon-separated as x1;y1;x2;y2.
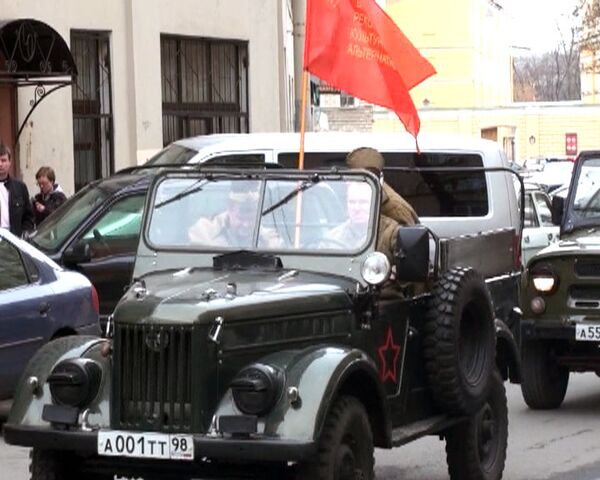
47;358;102;408
230;364;283;416
361;252;391;286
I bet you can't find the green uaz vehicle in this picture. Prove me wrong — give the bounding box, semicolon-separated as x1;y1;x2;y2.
521;151;600;409
5;167;518;480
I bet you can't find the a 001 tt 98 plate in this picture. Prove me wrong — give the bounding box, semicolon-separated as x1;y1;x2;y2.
98;430;194;460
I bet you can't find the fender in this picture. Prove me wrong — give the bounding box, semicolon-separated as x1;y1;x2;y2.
8;336;110;427
495;318;521;383
212;346;391;447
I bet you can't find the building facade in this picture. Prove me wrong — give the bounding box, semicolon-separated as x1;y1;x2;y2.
0;0;295;195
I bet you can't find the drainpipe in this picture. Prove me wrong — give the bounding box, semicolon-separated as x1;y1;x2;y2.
292;0;312;131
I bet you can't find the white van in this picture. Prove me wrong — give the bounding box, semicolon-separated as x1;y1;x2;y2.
147;132;521;241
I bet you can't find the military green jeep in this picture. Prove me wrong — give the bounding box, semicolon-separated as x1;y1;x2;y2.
521;151;600;409
5;168;517;480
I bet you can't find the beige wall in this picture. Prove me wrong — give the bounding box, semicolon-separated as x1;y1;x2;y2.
386;0;512;109
5;0;290;195
374;103;600;163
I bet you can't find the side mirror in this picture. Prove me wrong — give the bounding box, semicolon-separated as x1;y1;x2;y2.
394;226;430;282
551;195;564;226
63;242;91;266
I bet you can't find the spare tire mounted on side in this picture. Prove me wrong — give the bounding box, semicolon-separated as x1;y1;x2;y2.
423;266;496;415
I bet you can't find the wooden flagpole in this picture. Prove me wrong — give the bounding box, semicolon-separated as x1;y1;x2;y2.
294;70;310;246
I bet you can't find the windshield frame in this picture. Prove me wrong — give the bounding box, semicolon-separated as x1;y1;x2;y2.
142;168;380;258
562;152;600;234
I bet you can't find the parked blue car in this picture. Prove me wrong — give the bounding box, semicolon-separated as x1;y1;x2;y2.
0;228;100;400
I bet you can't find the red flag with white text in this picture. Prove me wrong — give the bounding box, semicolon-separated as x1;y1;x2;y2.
304;0;436;137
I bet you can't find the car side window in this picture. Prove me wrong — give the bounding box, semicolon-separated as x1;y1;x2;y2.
533;193;553;227
78;195;145;260
0;237;30;290
524;194;538;228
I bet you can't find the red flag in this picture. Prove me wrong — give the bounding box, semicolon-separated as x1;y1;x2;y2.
304;0;436;137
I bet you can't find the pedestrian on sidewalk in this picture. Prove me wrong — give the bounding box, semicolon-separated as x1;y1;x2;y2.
33;166;67;226
0;143;34;237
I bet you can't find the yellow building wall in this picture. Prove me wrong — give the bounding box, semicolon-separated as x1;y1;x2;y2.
374;105;600;164
386;0;512;109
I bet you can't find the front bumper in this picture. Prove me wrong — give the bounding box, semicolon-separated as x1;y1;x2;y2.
521;319;575;340
2;424;316;462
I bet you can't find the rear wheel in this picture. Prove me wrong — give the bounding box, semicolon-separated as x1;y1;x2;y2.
445;371;508;480
521;339;569;409
295;396;374;480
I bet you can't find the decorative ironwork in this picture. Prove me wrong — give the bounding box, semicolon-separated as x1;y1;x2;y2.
0;19;77;80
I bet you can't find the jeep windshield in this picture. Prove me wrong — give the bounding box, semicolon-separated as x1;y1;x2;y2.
565;155;600;233
146;172;376;254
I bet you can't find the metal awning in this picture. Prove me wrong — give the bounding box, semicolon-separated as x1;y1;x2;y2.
0;18;78;143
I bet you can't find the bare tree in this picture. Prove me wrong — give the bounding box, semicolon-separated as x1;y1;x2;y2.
513;15;581;101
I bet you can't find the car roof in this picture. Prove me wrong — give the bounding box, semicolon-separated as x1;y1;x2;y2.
173;132;504;158
89;170;155;195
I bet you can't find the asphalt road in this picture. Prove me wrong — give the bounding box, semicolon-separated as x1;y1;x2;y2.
1;373;600;479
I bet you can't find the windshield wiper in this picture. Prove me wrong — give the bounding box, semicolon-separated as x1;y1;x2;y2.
155;178;212;209
261;175;320;217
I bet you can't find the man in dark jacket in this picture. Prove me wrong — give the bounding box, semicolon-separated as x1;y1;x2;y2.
0;144;34;237
33;166;67;225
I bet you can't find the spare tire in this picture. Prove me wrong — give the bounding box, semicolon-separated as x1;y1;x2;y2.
423;266;496;415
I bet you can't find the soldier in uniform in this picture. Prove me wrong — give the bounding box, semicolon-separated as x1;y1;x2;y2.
346;147;419;226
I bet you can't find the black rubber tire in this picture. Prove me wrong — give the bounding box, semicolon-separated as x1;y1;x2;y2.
296;396;374;480
30;449;81;480
445;370;508;480
521;339;569;409
423;267;496;415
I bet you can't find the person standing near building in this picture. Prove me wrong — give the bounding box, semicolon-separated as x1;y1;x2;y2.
33;166;67;226
0;144;34;237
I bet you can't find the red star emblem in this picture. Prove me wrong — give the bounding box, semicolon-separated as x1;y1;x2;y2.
378;326;402;383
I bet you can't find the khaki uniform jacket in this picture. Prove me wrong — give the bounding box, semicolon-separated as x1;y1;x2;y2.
381;182;419;226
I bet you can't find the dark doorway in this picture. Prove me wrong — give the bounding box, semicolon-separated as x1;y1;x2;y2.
71;30;113;191
0;83;16;176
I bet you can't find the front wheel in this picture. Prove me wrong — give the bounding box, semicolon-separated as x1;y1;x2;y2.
296;396;374;480
445;371;508;480
521;339;569;409
30;449;81;480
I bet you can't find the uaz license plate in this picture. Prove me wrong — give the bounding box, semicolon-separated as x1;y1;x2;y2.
98;430;194;461
575;324;600;342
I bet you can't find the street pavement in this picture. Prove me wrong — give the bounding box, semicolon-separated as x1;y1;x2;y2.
1;373;600;479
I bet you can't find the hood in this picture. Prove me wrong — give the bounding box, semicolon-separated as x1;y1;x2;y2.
114;267;356;325
532;229;600;262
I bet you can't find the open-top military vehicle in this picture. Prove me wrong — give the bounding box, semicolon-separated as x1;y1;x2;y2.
521;151;600;409
5;167;519;479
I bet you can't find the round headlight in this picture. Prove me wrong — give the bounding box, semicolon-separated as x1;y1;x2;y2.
361;252;391;286
48;359;102;408
532;276;556;292
230;364;283;416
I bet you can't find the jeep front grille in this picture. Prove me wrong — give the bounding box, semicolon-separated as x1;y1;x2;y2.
114;324;193;432
575;261;600;277
569;286;600;309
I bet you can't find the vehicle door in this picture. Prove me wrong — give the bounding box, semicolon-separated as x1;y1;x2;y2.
522;192;557;265
0;237;52;398
63;194;145;320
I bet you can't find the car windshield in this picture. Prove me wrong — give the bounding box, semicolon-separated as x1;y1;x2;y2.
145;144;198;166
30;183;111;252
147;173;375;253
571;157;600;222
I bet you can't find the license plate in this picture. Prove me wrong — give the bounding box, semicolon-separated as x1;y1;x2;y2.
98;430;194;461
575;324;600;341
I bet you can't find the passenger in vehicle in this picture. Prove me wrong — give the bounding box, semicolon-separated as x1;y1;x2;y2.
187;181;282;248
323;180;399;265
346;147;419;226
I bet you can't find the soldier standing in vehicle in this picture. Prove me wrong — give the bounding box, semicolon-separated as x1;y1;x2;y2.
346;147;419;227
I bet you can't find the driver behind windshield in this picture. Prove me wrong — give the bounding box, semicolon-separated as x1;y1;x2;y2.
187;181;282;248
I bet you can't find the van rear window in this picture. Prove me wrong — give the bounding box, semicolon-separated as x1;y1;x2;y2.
383;152;488;217
278;151;488;217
